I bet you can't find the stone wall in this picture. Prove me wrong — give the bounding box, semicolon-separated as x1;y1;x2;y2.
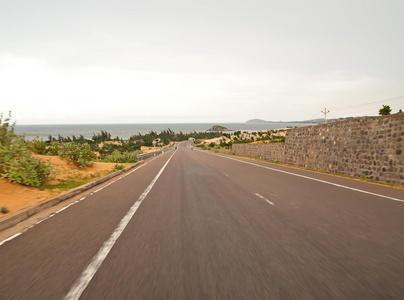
232;114;404;185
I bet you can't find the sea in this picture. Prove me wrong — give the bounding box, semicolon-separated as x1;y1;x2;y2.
14;122;316;141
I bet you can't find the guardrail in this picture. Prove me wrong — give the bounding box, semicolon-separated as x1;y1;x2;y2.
136;147;174;161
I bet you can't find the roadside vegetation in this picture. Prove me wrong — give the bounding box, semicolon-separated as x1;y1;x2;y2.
0;111;290;188
378;104;402;115
1;110;313;190
0;112;223;188
0;112;55;187
198;130;287;151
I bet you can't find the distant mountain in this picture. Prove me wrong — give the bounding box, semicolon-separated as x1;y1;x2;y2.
245;119;275;124
246;116;365;124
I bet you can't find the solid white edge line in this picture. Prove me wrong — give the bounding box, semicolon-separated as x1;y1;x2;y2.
203;151;404;204
255;193;275;206
63;149;177;300
0;155;166;247
0;233;22;246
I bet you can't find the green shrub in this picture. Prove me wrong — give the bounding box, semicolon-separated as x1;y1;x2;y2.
30;138;47;154
46;141;62;156
0;112;55;187
58;142;96;168
97;141;141;156
0;112;15;174
92;130;112;142
114;164;125;170
379;105;392;116
100;150;139;163
3;149;54;187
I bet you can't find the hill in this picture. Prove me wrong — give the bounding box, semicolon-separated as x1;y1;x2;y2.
207;125;230;131
245;116;365;124
245;119;274;124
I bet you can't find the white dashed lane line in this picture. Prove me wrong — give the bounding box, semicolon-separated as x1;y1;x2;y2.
63;149;177;300
203;151;404;204
255;193;275;206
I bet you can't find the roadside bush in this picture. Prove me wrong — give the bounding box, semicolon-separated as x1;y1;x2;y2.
58;142;96;168
31;138;47;154
114;164;125;170
3;148;54;187
98;141;141;156
46;141;62;156
0;112;54;187
99;150;139;163
272;136;285;143
220;140;232;149
0;112;15;174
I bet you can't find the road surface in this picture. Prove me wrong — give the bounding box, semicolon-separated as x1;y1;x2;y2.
0;142;403;299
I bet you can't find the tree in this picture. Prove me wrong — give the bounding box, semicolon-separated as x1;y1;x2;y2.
379;105;392;116
398;109;403;113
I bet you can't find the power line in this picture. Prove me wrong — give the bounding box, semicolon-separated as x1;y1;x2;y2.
330;102;404;114
304;95;404;122
329;95;404;111
306;112;323;120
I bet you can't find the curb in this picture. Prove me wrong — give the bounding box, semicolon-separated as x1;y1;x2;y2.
0;161;144;232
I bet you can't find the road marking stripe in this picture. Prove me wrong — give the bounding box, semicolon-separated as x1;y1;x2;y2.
0;233;21;246
63;150;176;300
55;203;75;214
0;156;164;247
204;152;404;204
255;193;275;205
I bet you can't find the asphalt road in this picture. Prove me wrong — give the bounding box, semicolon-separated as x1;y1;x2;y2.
0;142;403;299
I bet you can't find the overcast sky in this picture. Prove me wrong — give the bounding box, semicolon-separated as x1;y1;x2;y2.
1;0;403;124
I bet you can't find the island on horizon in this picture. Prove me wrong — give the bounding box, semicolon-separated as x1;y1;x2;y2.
207;125;230;131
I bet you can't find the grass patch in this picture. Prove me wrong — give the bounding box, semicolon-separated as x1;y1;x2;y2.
39;169;116;193
114;164;126;170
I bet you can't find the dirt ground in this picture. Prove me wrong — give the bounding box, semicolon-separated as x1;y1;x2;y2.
141;146;162;153
0;155;117;221
140;143;174;153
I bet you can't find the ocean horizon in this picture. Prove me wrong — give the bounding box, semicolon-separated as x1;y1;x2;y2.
15;122;316;140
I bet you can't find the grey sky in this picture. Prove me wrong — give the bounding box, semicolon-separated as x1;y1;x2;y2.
1;0;403;124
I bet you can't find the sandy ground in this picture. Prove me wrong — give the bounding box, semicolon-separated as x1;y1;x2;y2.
141;146;163;153
0;155;117;221
141;143;175;153
203;129;288;146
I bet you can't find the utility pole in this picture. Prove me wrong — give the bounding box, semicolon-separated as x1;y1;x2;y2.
321;108;330;124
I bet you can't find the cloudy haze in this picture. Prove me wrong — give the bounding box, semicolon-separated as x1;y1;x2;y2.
1;0;403;124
